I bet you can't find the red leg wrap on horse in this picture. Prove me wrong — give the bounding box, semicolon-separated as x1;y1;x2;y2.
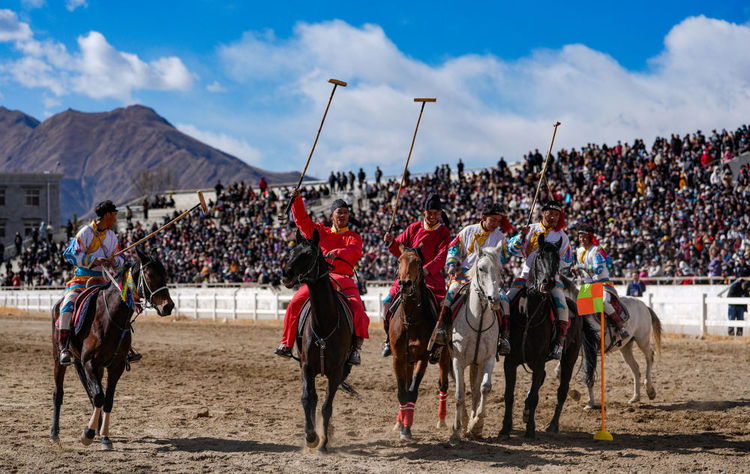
58;328;69;344
397;404;404;424
438;392;448;420
403;402;415;428
557;319;570;338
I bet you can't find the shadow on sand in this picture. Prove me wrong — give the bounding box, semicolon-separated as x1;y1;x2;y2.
148;436;298;454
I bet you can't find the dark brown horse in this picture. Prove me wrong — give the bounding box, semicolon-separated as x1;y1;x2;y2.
50;247;174;449
280;229;353;453
499;236;582;439
389;245;451;440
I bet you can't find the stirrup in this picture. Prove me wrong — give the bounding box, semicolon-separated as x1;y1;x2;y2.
348;349;361;365
59;349;74;366
428;346;442;364
497;337;511;356
126;350;142;363
549;341;563;360
274;345;293;359
381;341;391;357
619;327;630;339
434;327;450;346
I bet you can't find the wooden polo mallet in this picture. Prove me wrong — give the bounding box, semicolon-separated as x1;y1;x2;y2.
284;78;347;216
114;191;208;257
526;121;561;226
386;97;436;234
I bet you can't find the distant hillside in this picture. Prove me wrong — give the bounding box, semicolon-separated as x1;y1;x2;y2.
0;105;301;219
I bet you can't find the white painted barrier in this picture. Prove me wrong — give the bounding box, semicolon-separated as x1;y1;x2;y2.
1;284;748;336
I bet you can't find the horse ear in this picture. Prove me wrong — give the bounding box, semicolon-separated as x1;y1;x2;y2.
555;239;562;251
399;243;405;254
312;228;320;246
295;228;305;242
538;233;545;247
150;249;159;261
417;242;424;250
135;245;147;261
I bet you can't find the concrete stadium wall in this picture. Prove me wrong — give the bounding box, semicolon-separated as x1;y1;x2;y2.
2;284;748;337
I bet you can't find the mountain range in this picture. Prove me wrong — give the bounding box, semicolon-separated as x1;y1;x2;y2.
0;105;301;219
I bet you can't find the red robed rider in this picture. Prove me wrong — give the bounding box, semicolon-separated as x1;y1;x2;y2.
380;194;451;357
274;189;370;365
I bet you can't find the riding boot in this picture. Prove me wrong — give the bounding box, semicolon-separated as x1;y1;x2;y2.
274;343;293;359
382;335;391;357
58;329;73;366
608;311;630;339
348;337;363;365
433;303;453;347
127;347;142;363
549;320;570;360
496;310;511;356
382;304;392;357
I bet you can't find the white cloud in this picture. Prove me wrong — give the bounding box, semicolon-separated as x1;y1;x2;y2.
21;0;45;9
218;17;750;172
177;123;262;164
0;9;32;42
65;0;87;12
0;10;195;101
206;80;226;92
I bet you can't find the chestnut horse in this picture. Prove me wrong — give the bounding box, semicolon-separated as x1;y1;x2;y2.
50;247;174;450
389;245;451;440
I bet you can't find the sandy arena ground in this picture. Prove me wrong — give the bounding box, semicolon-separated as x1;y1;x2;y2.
1;311;749;473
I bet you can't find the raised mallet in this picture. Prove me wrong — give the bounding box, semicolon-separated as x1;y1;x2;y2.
386;97;437;233
115;191;208;257
284;78;347;216
527;121;561;225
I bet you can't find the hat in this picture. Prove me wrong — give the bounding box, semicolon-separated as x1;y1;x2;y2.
541;199;563;212
330;199;348;214
481;202;505;216
576;223;595;234
424;194;443;211
95;200;118;218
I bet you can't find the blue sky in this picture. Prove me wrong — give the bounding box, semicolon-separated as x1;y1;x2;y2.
1;1;750;178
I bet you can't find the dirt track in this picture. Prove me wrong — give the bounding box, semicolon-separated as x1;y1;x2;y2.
1;312;749;473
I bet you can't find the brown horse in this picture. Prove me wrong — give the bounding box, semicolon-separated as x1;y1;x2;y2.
50;247;174;449
389;245;451;440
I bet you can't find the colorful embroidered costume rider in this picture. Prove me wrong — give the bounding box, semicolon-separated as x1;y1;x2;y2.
279;196;370;350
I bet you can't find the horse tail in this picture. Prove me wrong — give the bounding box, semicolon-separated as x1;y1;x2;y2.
581;317;599;387
648;307;662;359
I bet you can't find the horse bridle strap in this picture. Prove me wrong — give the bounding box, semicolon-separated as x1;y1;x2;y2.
136;260;169;309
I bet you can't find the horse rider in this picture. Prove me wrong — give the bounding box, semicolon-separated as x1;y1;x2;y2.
58;200;125;365
506;199;573;360
433;202;513;357
381;194;452;357
274;189;370;365
573;223;629;339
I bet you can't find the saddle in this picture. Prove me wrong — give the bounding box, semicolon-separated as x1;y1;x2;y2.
448;284;471;322
295;290;355;351
73;285;104;336
385;286;440;323
511;288;576;356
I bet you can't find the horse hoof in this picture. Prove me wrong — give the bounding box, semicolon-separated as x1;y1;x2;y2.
393;422;403;432
400;427;412;441
305;434;319;449
436;418;447;429
317;445;328;454
647;386;657;400
545;423;559;433
583;404;594;411
80;428;95;446
100;437;113;451
522;409;530;424
628;396;640;404
568;389;581;401
524;430;536;440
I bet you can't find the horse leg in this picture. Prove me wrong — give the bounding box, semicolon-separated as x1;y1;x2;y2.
499;359;516;438
636;335;657;400
451;357;466;440
80;360;104;446
618;340;641;404
318;372;341;453
393;353;409;433
51;359;66;442
301;366;319;448
99;363;126;451
523;365;546;439
547;344;576;433
436;349;449;429
402;359;427;439
468;357;495;438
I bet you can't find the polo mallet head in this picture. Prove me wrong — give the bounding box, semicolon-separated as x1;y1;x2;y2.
414;97;437;103
329;79;347;87
553;121;561;127
197;191;208;214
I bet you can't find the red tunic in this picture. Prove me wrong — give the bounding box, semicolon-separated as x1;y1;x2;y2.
281;197;369;346
387;220;451;303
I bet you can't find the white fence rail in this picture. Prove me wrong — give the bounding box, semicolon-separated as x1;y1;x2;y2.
1;284;748;336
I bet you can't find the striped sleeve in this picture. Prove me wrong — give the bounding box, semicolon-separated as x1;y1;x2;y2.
63;227;93;268
446;235;463;268
507;232;525;257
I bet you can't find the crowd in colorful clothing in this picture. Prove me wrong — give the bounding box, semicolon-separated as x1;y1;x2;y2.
2;124;750;288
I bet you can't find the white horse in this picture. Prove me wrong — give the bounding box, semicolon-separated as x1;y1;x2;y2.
579;296;662;407
450;246;503;439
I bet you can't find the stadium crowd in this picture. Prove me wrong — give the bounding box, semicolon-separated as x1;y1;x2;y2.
2;124;749;287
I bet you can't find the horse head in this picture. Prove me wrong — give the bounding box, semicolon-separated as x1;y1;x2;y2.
469;246;503;310
529;234;561;294
397;243;424;296
281;229;327;288
134;246;174;316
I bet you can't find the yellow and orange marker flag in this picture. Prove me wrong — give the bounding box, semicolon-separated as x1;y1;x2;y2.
577;282;613;441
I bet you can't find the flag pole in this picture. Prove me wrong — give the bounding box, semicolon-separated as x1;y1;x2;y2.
594;308;613;441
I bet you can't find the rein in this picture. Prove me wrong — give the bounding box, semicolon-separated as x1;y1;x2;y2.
466;277;496;366
398;250;427;365
519;253;558;372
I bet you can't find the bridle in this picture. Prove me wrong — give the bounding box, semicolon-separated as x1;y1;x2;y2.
134;259;169;309
291;245;331;286
466;254;499;365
